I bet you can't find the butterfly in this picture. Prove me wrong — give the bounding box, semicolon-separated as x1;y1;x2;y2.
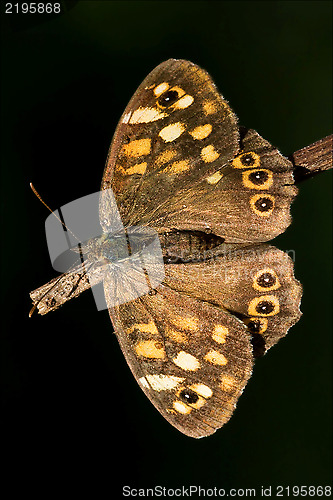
31;58;327;438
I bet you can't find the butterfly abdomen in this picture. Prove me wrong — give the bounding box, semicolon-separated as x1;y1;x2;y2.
160;230;225;263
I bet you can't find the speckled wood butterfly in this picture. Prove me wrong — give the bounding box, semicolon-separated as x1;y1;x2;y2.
30;59;332;438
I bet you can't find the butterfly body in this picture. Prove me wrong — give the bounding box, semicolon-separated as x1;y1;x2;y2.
78;233;128;263
160;230;225;263
31;59;315;438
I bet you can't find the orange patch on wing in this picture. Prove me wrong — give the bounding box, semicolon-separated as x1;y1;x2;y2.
122;138;151;157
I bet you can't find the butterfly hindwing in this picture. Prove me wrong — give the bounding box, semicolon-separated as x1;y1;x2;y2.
158;129;298;243
163;244;302;355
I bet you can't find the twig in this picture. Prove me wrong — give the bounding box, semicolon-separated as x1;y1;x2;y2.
290;134;332;183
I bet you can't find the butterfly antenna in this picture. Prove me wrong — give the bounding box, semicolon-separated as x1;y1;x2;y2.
29;302;38;318
30;182;79;242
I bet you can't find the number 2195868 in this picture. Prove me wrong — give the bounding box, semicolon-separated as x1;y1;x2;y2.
5;3;61;14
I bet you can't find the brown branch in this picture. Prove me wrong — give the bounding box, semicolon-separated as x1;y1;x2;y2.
289;134;332;183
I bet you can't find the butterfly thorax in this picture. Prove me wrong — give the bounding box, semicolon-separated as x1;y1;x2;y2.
80;233;129;264
80;229;160;265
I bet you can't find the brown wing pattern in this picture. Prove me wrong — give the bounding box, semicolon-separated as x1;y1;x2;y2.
101;59;297;243
100;59;239;230
105;245;301;437
155;129;298;243
30;59;305;437
107;284;254;438
163;244;302;355
99;60;302;437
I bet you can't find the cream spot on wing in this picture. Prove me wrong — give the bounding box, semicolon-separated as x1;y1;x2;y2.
155;149;177;166
212;325;229;344
138;376;150;389
135;340;166;359
129;107;167;124
189;124;212;140
173;94;194;109
173;400;192;414
122;138;151;157
220;374;237;392
205;171;223;184
201;145;220;163
164;159;191;174
190;384;213;398
203;100;218;115
173;351;201;371
123;162;147;176
172;316;198;331
128;320;158;335
154;82;169;96
146;374;185;392
122;112;131;124
159;122;185;142
204;350;228;366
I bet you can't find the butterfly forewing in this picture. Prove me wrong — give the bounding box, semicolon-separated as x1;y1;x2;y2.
101;59;239;230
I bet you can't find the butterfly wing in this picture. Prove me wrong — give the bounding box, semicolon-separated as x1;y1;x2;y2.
104;245;301;437
29;60;303;437
99;60;302;437
157;129;298;243
164;244;302;355
100;59;297;243
107;279;254;439
100;59;239;231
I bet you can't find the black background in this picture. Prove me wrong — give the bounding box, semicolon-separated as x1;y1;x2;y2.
1;0;332;494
